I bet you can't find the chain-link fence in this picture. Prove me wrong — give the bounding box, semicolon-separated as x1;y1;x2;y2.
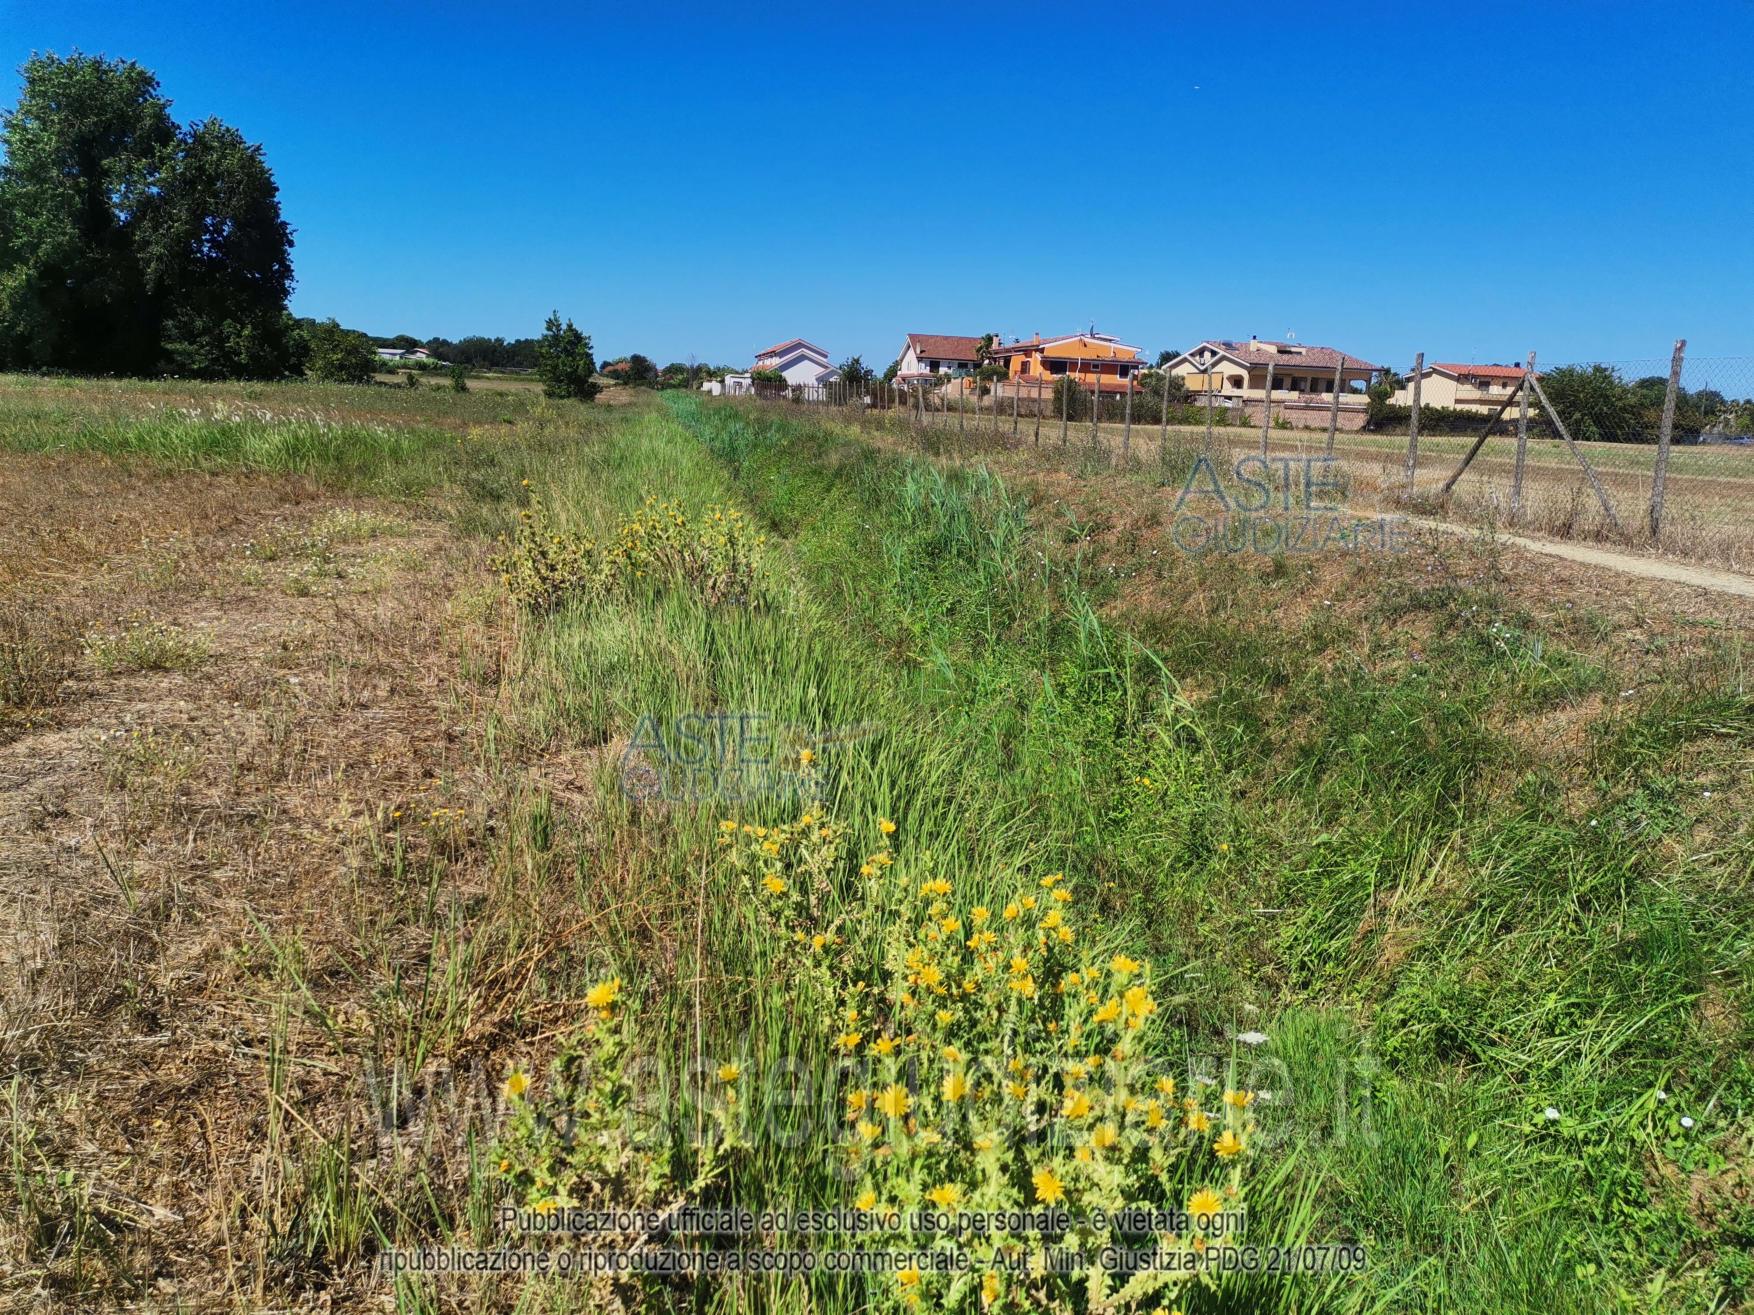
742;343;1754;572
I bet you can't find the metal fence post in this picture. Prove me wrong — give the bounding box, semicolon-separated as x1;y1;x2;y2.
1649;338;1686;541
1324;359;1343;455
1404;351;1423;489
1511;351;1533;520
1259;365;1274;456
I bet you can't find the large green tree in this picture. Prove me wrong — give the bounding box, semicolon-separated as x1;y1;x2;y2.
142;119;296;377
0;54;174;372
535;312;599;401
0;53;297;377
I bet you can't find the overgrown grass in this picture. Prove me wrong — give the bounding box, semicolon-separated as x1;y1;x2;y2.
2;375;1748;1313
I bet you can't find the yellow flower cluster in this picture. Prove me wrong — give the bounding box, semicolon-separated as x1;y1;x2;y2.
720;804;1256;1313
492;493;765;611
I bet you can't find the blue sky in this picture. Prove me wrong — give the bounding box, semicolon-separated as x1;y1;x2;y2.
4;1;1751;370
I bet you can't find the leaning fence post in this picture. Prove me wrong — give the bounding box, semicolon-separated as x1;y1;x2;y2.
1404;351;1423;489
1324;359;1343;455
1511;351;1534;520
1528;371;1625;534
1649;338;1686;541
1259;365;1274;455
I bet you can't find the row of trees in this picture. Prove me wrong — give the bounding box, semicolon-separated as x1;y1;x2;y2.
1364;363;1751;441
0;53;297;377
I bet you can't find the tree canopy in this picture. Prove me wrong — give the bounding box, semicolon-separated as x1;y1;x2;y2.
0;53;297;377
535;312;599;401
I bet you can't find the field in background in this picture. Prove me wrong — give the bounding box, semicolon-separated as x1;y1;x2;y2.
1;375;1750;1313
830;395;1754;572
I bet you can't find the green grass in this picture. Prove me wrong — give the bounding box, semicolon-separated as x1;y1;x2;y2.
3;376;1748;1313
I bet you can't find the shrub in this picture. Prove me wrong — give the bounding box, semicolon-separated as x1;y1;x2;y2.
535;311;601;401
721;809;1257;1314
301;318;376;384
493;494;766;612
449;364;468;393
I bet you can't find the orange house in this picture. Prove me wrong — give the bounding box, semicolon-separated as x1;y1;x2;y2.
989;331;1145;397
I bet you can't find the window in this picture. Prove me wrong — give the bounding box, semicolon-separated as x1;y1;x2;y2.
1048;360;1067;376
1019;359;1031;374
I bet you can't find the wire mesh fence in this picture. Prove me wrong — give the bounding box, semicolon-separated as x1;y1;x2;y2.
729;343;1754;572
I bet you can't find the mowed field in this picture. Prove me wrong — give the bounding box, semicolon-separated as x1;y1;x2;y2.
1;375;1752;1314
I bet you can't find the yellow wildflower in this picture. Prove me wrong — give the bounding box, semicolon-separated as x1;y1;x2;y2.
504;1071;530;1099
925;1183;962;1208
584;978;621;1011
1214;1129;1245;1158
1032;1166;1066;1204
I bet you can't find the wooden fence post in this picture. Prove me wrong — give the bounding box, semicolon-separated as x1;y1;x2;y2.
1440;373;1532;496
1404;351;1423;489
1159;364;1172;460
1060;374;1069;446
1649;338;1686;541
1527;372;1624;534
1511;352;1534;520
1012;381;1019;438
1090;372;1101;449
1122;375;1134;462
1033;380;1041;445
1205;381;1215;452
1259;366;1274;456
1324;359;1343;455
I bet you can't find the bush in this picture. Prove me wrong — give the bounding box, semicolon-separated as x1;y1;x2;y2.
449;364;468;393
301;318;376;384
492;494;766;612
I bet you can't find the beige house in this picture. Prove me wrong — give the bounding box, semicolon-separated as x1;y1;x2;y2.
1160;338;1384;429
1392;362;1528;413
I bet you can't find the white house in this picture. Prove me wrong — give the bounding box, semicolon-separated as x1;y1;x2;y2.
894;333;987;383
753;338;838;389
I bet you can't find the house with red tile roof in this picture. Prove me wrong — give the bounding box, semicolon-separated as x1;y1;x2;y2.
894;333;989;382
990;331;1146;399
1393;361;1530;413
1161;337;1385;428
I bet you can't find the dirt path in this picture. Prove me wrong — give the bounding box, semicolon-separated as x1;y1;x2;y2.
1412;516;1754;600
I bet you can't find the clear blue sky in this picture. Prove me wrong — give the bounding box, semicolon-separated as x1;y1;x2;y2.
5;1;1751;370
